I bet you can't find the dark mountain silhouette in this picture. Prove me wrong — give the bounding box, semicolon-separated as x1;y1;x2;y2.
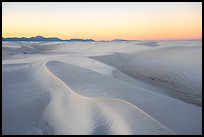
30;35;45;39
112;39;140;42
2;36;95;42
66;38;95;42
112;39;129;42
30;36;62;41
2;37;29;41
2;36;63;41
2;36;141;42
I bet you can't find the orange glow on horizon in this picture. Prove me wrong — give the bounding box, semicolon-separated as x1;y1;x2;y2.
2;2;202;40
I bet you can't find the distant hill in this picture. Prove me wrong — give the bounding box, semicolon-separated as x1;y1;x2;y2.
2;36;95;42
2;37;29;41
2;36;63;41
112;39;140;42
2;36;141;42
112;39;129;42
66;38;95;42
29;36;62;41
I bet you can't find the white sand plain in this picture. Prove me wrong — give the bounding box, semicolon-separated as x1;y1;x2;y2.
2;40;202;135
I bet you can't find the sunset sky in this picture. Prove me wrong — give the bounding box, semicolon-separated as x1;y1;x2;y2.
2;2;202;40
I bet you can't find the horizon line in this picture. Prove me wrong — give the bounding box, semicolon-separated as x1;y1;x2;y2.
2;35;202;41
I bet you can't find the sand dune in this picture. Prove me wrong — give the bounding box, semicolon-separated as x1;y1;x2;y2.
92;45;202;106
2;41;202;135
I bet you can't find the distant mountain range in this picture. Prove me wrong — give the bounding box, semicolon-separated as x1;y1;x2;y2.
2;36;138;42
112;39;130;42
2;36;200;42
2;36;95;42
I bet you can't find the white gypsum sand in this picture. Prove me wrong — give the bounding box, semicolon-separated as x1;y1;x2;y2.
2;41;202;135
